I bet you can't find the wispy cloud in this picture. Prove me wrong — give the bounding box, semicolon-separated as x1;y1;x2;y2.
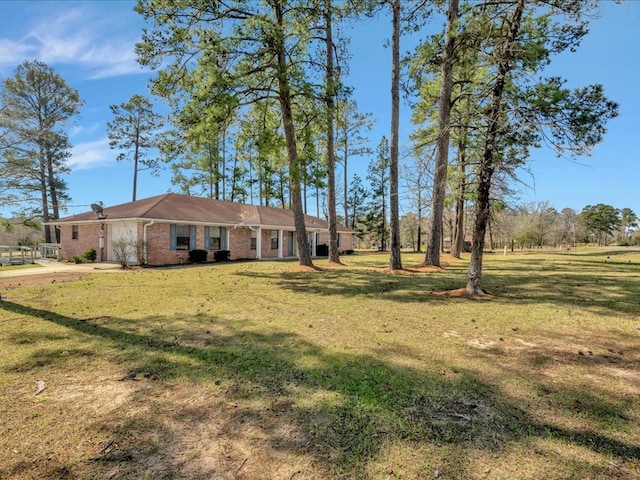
0;38;37;65
70;137;115;170
0;5;148;79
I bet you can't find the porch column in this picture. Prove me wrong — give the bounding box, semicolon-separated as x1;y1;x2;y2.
278;229;283;258
256;227;262;259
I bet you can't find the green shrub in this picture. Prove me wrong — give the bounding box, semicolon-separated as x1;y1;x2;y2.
82;248;97;262
188;249;208;263
71;255;83;264
213;250;230;261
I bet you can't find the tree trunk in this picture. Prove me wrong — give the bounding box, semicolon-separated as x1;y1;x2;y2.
382;191;387;251
488;219;494;251
425;0;458;266
451;138;466;258
230;150;238;202
467;0;525;295
315;157;320;216
343;129;349;228
132;140;139;202
39;147;52;244
222;127;227;200
214;141;220;200
46;147;61;243
325;0;340;263
389;0;403;270
274;1;312;267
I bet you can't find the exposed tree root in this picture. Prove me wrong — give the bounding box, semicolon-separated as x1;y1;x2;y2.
378;264;445;274
325;261;346;267
288;264;324;273
433;287;494;299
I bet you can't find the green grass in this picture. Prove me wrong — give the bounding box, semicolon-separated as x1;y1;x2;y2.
1;248;639;479
0;262;41;271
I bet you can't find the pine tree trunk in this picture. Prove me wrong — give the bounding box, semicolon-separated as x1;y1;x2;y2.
325;0;340;264
451;141;466;258
39;148;52;244
132;141;139;202
389;0;403;270
274;0;312;267
467;0;525;295
343;139;349;228
425;0;458;267
46;147;61;243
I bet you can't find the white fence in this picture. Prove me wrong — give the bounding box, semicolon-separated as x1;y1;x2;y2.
0;245;36;265
39;243;60;260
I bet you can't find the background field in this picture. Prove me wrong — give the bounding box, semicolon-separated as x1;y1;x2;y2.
1;248;639;479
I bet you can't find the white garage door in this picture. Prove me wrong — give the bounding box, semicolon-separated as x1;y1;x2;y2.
108;222;138;264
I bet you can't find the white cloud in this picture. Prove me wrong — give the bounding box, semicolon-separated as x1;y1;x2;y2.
69;121;106;138
0;38;38;65
70;137;115;170
0;5;148;79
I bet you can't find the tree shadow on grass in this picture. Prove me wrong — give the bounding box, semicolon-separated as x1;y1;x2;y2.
2;299;639;479
235;267;467;304
237;258;640;318
483;267;640;317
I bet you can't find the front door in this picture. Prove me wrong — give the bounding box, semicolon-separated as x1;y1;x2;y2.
287;232;294;256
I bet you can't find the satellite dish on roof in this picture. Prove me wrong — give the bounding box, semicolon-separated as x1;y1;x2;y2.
91;203;103;214
91;203;106;219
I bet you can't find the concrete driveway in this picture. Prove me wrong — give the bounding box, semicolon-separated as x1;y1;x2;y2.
0;261;124;278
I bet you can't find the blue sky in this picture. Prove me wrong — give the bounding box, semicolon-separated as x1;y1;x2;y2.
0;0;638;219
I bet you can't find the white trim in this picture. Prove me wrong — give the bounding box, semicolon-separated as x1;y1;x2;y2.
143;221;155;264
248;226;262;259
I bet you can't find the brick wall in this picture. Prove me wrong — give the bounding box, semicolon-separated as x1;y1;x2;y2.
59;223;104;261
229;228;255;260
146;224;260;264
145;223;176;265
58;222;352;265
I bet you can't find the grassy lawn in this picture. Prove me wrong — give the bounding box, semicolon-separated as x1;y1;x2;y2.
1;248;639;479
0;262;41;271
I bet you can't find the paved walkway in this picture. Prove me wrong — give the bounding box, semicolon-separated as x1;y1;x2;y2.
0;261;124;278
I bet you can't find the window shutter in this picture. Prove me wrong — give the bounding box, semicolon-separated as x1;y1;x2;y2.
170;224;177;251
190;225;197;250
221;227;227;250
204;227;210;250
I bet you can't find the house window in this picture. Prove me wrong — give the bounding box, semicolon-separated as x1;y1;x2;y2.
251;230;257;250
72;225;79;240
175;224;190;250
271;230;279;250
208;226;226;250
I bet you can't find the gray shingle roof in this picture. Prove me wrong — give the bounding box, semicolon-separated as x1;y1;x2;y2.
54;193;352;232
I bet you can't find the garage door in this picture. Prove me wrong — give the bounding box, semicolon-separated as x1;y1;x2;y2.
108;222;138;264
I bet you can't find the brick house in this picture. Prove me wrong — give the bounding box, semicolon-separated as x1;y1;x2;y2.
50;193;354;265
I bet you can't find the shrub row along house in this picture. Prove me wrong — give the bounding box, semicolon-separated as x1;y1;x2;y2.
50;193;354;266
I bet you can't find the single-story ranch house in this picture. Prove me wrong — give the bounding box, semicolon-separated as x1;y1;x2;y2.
50;193;354;266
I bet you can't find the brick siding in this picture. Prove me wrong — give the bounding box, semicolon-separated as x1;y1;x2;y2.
58;222;354;265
